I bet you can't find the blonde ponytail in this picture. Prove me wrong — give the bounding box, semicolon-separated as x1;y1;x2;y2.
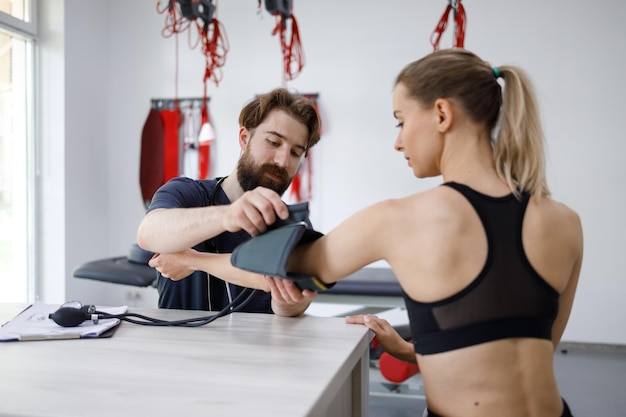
494;66;550;198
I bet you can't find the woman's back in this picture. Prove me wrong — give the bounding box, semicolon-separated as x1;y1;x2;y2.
287;49;583;416
381;183;583;417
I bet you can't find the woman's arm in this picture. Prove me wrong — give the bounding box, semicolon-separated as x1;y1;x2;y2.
552;210;584;348
288;200;397;284
345;314;417;363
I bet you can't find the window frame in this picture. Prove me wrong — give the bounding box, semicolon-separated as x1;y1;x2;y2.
0;1;37;39
0;0;38;302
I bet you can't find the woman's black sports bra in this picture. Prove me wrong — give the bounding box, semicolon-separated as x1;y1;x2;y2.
402;182;559;355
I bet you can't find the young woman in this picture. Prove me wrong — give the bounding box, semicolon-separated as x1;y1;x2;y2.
275;49;583;416
181;49;581;416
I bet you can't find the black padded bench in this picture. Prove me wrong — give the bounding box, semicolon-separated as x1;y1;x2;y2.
73;244;157;287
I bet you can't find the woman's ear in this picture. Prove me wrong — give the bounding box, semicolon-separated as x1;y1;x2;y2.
434;98;453;133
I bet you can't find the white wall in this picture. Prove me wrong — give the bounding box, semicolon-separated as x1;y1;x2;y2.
39;0;626;344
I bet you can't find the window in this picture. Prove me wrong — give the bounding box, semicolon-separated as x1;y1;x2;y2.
0;0;36;302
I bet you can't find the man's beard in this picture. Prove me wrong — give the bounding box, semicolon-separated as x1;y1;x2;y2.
236;150;292;196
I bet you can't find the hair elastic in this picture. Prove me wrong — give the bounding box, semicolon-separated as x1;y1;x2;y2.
493;67;501;79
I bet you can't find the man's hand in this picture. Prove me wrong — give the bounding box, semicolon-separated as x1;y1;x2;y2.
345;314;417;364
265;276;317;317
222;187;289;237
149;250;197;280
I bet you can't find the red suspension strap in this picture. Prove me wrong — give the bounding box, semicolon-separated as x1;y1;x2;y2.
158;0;190;38
187;2;225;180
155;0;225;182
288;93;318;203
430;0;467;51
268;4;305;83
156;1;185;185
157;1;229;98
157;0;188;102
195;6;229;90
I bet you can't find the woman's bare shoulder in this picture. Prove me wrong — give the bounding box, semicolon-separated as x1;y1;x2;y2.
394;185;463;210
533;196;582;231
527;196;584;260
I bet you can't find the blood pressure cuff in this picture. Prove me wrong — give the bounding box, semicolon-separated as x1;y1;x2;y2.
231;221;331;292
268;201;311;231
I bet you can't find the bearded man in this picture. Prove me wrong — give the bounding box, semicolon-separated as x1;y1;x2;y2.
137;88;322;316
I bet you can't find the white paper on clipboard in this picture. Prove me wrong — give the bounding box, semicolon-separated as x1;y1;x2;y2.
0;301;127;341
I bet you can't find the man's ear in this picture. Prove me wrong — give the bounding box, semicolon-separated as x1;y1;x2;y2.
239;126;250;150
434;98;453;133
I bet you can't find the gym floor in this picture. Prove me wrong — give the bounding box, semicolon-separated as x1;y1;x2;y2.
368;342;626;416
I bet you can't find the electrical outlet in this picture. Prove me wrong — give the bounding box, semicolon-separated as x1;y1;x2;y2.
125;291;141;301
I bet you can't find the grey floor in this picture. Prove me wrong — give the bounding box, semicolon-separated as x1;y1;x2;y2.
368;343;626;417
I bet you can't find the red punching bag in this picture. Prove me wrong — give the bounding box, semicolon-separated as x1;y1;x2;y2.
160;106;181;184
140;108;165;209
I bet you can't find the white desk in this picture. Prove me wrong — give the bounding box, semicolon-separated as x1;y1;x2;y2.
0;303;371;417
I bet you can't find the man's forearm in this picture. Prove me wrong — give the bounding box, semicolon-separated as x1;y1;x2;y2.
137;206;227;253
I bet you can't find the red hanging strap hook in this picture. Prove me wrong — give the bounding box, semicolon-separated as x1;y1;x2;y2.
430;0;467;51
158;0;190;38
453;0;466;49
197;15;229;88
157;0;229;93
269;3;305;83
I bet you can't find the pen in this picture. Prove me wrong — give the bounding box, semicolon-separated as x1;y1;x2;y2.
19;333;81;341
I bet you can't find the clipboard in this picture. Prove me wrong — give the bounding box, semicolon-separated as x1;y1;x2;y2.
0;301;128;342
